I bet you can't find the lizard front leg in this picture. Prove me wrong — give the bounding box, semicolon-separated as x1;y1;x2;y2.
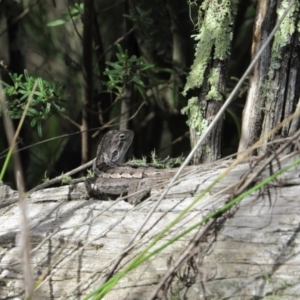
84;177;111;200
127;179;151;205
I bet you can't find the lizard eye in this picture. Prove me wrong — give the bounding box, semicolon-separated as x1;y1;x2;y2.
119;134;125;140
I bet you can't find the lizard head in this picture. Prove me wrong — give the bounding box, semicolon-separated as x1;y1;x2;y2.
109;130;134;163
100;130;134;165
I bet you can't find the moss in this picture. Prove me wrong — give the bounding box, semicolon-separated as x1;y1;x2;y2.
61;174;73;185
183;0;238;96
126;156;148;167
126;151;184;168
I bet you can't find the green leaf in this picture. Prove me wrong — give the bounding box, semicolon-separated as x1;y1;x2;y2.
45;103;51;115
24;69;29;81
132;77;145;86
116;44;124;55
105;62;123;70
37;78;44;93
140;64;154;71
47;19;67;27
37;121;43;137
136;85;146;99
30;118;37;127
19;92;31;101
27;107;39;117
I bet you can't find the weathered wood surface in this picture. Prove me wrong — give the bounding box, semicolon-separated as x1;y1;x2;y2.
1;154;300;299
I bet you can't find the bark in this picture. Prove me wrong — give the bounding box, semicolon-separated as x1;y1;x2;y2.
260;5;300;154
1;153;300;299
189;61;225;164
238;0;277;155
238;0;300;156
82;0;94;163
5;0;25;74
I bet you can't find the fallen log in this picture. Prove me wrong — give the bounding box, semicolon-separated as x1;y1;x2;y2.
1;153;300;299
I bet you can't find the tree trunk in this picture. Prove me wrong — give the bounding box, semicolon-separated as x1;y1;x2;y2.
182;0;238;164
238;0;300;156
82;0;94;163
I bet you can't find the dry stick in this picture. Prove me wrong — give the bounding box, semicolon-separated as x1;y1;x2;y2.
0;131;81;160
91;101;146;138
28;160;93;193
97;28;134;62
0;79;38;299
67;0;82;40
233;129;300;196
59;112;82;129
100;0;297;285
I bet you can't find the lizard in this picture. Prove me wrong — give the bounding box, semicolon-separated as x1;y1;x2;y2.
85;130;195;205
92;130;134;176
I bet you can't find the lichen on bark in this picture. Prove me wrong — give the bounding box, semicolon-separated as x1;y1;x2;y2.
182;0;238;97
181;96;208;136
268;0;299;79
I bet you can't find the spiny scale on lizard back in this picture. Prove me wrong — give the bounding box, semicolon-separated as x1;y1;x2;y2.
93;130;134;175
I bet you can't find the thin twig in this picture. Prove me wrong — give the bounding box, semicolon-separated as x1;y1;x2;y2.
28;159;93;193
0;78;37;298
91;101;146;138
97;28;134;62
232;129;300;197
67;0;82;40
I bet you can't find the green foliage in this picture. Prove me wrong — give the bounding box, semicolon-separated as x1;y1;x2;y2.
1;70;66;136
42;171;50;183
150;150;184;168
0;147;13;183
103;44;154;99
61;174;73;185
124;6;153;30
86;169;94;178
126;156;148;167
46;3;84;27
